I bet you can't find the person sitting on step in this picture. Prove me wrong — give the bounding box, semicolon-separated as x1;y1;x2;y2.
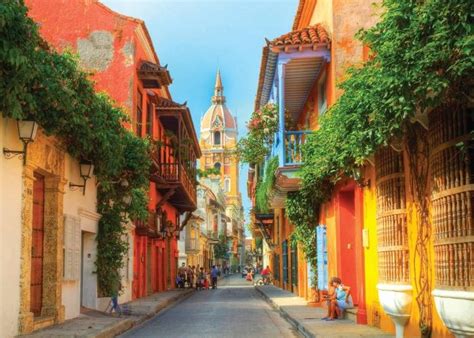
322;276;353;321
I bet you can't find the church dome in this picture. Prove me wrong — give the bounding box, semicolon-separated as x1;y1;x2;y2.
200;70;237;132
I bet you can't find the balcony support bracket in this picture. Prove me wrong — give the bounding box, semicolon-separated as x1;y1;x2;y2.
155;188;176;210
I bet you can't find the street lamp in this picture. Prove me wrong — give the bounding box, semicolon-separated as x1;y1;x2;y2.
122;194;132;206
3;120;39;165
69;160;94;195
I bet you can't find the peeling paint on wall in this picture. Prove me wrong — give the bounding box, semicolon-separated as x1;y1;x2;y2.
122;40;135;67
77;31;114;71
126;78;134;113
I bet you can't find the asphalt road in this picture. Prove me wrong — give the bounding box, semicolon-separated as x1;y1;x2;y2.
120;274;300;338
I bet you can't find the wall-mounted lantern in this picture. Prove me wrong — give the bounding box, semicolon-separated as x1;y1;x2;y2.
69;160;94;195
122;194;132;206
3;120;39;165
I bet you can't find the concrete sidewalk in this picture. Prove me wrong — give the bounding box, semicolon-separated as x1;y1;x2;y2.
255;285;393;338
22;289;194;338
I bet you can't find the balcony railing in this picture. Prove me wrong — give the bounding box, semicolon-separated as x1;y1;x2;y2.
152;156;197;211
273;130;311;166
135;212;159;238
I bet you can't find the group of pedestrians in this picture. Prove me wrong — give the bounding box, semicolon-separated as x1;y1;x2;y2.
176;263;220;290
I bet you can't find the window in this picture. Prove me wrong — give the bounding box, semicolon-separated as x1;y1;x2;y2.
214;131;221;145
146;100;153;136
214;162;221;172
291;242;298;286
224;178;231;192
273;254;280;281
282;240;289;284
318;73;327;115
136;90;143;136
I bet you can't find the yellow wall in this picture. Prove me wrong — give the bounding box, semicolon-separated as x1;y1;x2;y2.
362;160;453;337
362;165;395;332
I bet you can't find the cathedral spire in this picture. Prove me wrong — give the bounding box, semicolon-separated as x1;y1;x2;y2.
212;69;225;104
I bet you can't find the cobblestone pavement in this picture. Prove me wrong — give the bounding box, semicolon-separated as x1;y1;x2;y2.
120;274;300;338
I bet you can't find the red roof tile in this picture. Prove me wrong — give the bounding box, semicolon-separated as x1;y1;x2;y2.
269;24;330;51
155;96;187;109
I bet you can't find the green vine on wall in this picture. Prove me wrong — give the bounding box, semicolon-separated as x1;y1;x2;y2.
1;1;151;296
286;0;472;335
236;103;278;165
255;156;279;213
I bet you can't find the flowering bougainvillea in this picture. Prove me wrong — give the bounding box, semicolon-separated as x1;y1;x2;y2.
237;103;278;164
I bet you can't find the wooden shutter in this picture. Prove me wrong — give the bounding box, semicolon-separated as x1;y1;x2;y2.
64;215;81;281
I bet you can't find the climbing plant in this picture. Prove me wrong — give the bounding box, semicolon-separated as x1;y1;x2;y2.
236;103;278;165
0;1;151;296
288;0;472;336
255;156;279;213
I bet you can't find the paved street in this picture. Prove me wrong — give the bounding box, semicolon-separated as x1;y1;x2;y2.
120;275;299;338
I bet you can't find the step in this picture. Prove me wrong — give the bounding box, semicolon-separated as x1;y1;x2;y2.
33;316;55;331
344;307;357;322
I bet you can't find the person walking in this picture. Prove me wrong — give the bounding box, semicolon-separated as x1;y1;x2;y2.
210;265;219;289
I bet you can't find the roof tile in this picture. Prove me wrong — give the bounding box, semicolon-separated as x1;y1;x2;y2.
270;24;330;50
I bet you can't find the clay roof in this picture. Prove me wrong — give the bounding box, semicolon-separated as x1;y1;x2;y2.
155;97;201;157
254;24;330;111
269;24;330;52
138;61;172;88
155;96;187;109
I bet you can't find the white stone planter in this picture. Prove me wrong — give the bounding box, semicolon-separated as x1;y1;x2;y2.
432;289;474;338
377;283;413;338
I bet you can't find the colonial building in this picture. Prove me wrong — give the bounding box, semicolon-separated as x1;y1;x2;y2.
184;180;229;269
200;71;245;269
249;1;473;337
20;0;200;333
1;117;100;336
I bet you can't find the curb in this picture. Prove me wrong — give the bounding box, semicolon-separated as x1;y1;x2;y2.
98;290;195;338
255;286;315;338
95;319;134;338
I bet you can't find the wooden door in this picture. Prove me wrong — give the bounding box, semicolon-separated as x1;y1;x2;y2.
30;173;45;316
338;190;358;305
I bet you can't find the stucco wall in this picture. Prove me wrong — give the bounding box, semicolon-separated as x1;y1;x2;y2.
309;0;333;35
62;154;99;319
0;117;23;338
26;0;138;114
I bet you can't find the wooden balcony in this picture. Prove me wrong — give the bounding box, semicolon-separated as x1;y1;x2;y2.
135;212;160;238
151;97;202;212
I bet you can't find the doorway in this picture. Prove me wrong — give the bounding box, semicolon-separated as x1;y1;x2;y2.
30;173;45;317
81;232;96;309
338;189;358;304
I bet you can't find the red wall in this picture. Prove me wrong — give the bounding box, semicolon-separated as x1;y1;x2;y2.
27;0;179;298
337;190;358;304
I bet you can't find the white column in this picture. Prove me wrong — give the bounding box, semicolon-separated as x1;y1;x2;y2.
277;60;288;167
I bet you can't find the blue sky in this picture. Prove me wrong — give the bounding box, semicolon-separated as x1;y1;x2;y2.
102;0;298;226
